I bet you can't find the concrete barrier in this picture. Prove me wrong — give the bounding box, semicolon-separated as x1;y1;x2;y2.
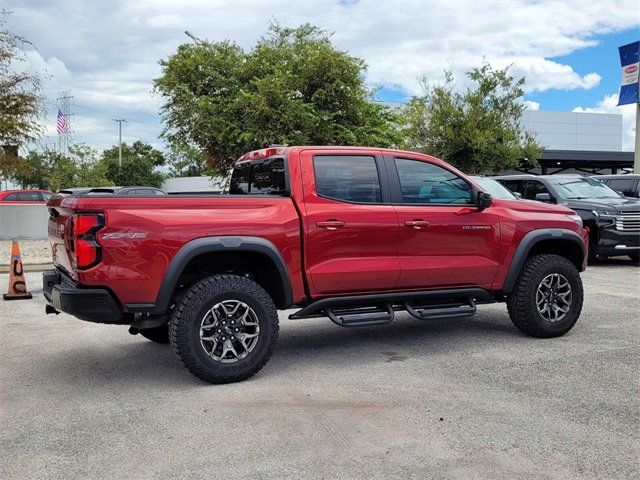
0;204;50;240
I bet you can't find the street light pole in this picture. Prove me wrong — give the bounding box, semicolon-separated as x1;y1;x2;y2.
112;119;127;169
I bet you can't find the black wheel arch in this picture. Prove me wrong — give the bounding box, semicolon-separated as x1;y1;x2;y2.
502;229;586;295
127;236;293;314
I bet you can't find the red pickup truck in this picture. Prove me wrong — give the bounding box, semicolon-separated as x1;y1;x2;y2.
44;146;588;383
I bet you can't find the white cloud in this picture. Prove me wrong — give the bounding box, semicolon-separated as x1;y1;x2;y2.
573;94;636;150
524;101;541;111
6;0;638;149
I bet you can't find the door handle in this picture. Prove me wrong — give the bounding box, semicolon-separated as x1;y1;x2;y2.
317;220;345;230
404;219;430;229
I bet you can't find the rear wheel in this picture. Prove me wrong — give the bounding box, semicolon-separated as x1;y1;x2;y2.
507;254;583;338
169;274;279;384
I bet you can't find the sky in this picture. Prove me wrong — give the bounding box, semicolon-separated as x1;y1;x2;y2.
5;0;640;152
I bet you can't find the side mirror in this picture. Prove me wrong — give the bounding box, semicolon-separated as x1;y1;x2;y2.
513;191;523;199
477;191;493;210
535;193;553;203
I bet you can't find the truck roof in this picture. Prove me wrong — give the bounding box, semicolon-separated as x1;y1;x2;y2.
236;145;440;163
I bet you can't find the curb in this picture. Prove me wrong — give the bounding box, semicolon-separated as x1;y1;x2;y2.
0;263;54;274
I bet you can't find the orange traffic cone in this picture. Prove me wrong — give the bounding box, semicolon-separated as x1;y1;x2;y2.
3;239;32;300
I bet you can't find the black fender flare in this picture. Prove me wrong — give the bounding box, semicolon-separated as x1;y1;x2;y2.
127;236;293;314
501;229;586;294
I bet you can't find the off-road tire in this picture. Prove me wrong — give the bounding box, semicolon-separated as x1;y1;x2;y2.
168;274;279;384
507;254;583;338
139;324;170;343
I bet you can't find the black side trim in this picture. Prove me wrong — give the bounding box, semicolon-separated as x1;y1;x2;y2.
501;229;586;294
127;236;293;314
290;288;494;319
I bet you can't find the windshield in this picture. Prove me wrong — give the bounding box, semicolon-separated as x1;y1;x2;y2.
471;177;517;200
547;177;622;200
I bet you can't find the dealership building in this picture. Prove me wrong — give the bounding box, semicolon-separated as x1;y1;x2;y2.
515;110;633;175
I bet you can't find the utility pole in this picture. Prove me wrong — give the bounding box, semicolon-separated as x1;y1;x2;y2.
112;119;127;168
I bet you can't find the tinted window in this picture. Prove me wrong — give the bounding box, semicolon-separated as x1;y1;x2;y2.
229;158;286;195
500;180;526;195
229;162;251;194
3;193;20;201
524;181;551;200
250;158;286;195
41;192;52;201
313;155;382;203
394;158;472;205
606;179;636;197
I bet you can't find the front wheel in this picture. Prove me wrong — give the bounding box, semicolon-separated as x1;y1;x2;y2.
507;254;583;338
168;274;279;384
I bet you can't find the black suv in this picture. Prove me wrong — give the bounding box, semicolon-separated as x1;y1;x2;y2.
592;174;640;199
493;175;640;262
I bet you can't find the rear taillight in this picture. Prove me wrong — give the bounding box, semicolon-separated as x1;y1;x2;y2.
71;213;104;269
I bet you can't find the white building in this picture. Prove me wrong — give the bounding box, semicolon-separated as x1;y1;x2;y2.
520;110;622;152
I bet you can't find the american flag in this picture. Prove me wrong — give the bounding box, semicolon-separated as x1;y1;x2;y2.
56;109;69;134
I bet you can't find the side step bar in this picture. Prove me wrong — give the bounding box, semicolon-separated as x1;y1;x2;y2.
290;288;493;327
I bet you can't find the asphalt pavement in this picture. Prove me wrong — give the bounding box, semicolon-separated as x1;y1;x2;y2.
1;260;639;479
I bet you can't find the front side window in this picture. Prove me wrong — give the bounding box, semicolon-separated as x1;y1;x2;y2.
394;158;472;205
313;155;382;203
607;179;635;197
524;181;551;200
500;180;526;196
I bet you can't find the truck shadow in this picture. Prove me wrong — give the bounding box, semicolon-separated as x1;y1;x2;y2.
37;311;520;387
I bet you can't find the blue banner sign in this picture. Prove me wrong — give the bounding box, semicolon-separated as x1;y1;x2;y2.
618;41;639;105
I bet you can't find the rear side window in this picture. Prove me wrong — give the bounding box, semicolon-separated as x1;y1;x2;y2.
229;158;286;195
394;158;472;205
313;155;382;203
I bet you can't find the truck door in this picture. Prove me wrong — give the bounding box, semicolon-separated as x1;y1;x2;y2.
299;149;400;296
385;154;501;290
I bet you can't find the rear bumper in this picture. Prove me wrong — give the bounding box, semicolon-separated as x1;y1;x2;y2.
43;269;125;324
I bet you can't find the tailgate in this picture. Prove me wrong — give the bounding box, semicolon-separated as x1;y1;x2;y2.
46;196;76;276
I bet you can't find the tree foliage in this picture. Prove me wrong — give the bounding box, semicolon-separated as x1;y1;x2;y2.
400;64;542;174
154;23;401;174
101;140;166;187
47;144;110;192
0;12;45;183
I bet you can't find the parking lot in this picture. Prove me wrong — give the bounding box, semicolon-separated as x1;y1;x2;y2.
1;261;638;480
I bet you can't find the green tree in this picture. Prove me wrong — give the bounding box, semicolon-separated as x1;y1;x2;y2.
47;144;110;192
101;140;166;188
167;143;211;177
401;64;542;174
9;148;56;189
0;12;45;183
154;23;401;175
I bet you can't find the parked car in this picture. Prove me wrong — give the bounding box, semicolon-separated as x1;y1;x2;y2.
57;186;166;196
45;146;588;384
493;174;640;262
0;189;52;203
592;174;640;199
469;176;521;200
